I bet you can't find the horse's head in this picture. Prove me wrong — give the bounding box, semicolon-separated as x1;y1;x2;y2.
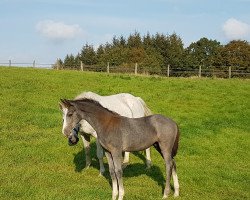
59;99;80;146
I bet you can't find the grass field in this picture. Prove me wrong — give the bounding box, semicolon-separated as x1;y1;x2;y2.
0;67;249;200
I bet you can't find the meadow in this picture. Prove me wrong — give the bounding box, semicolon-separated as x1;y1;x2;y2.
0;67;249;200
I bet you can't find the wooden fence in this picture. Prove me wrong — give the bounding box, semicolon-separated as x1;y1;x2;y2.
1;60;249;78
59;61;250;79
0;60;53;69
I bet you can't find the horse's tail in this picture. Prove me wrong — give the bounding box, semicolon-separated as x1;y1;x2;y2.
137;97;152;116
171;126;180;158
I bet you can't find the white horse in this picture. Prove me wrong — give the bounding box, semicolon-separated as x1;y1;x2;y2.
72;91;152;175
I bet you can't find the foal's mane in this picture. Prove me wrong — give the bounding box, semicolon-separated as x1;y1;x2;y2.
76;98;120;116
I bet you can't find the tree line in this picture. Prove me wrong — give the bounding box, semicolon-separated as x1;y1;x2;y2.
54;32;250;75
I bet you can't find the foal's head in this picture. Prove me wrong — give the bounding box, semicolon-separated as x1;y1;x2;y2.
59;99;80;146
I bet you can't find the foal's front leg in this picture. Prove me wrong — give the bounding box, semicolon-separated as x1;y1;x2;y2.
80;133;91;168
96;138;105;175
112;152;124;200
105;151;118;200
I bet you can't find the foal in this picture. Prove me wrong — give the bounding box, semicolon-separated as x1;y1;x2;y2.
60;98;180;200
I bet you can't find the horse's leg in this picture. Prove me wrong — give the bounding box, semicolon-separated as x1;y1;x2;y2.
80;133;91;168
105;151;118;200
145;147;152;169
157;142;173;199
96;138;105;175
112;152;124;200
161;150;173;199
172;159;179;197
122;152;129;168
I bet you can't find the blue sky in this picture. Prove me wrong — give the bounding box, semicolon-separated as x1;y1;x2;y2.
0;0;249;65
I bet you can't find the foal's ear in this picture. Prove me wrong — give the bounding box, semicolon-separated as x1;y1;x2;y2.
59;102;63;111
60;99;73;108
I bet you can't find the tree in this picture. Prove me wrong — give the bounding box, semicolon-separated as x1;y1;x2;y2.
52;58;63;69
220;40;250;70
127;31;142;48
80;44;97;65
143;32;153;49
166;33;185;68
185;37;221;68
64;54;76;69
142;47;164;74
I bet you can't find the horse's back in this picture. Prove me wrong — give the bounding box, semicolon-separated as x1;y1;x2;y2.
75;92;147;118
75;92;144;135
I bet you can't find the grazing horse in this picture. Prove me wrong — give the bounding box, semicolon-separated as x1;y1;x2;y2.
60;91;152;175
60;98;180;200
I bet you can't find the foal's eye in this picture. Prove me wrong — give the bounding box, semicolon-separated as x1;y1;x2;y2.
67;113;73;117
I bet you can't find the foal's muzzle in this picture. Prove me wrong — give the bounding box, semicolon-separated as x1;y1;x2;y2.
68;126;80;146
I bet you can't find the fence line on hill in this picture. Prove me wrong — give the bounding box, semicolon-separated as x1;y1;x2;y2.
0;60;53;69
59;61;250;79
1;60;249;78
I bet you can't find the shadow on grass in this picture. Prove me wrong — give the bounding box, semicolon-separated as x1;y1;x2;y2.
73;143;166;192
73;142;99;173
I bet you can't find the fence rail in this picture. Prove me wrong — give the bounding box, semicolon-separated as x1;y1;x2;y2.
0;60;53;69
64;62;249;79
1;60;249;78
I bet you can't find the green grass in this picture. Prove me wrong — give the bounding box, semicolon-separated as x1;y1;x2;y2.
0;67;249;200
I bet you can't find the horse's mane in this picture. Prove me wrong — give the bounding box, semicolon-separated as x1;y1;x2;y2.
75;98;120;116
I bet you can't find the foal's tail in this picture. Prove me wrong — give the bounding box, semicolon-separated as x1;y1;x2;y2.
137;97;152;116
171;127;180;158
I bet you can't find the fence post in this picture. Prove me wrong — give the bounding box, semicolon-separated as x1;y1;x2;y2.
80;61;83;71
135;63;138;75
107;62;110;73
56;59;60;70
9;60;11;67
167;64;170;77
33;60;36;68
199;65;202;77
229;66;231;78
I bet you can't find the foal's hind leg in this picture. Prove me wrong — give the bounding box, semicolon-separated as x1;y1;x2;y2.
162;151;174;199
172;159;179;197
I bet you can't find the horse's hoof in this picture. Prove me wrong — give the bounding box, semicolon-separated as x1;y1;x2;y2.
174;191;179;198
85;164;91;169
98;172;104;177
99;170;105;177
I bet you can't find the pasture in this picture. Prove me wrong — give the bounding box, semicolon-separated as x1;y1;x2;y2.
0;67;249;200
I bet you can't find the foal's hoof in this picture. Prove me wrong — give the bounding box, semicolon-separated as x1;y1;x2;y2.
85;163;91;169
99;170;105;177
98;172;104;177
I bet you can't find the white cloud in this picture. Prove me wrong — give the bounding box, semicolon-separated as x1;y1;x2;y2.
36;20;83;42
222;18;250;40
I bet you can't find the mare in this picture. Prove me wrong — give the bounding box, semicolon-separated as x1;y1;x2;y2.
60;98;180;200
61;92;152;175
